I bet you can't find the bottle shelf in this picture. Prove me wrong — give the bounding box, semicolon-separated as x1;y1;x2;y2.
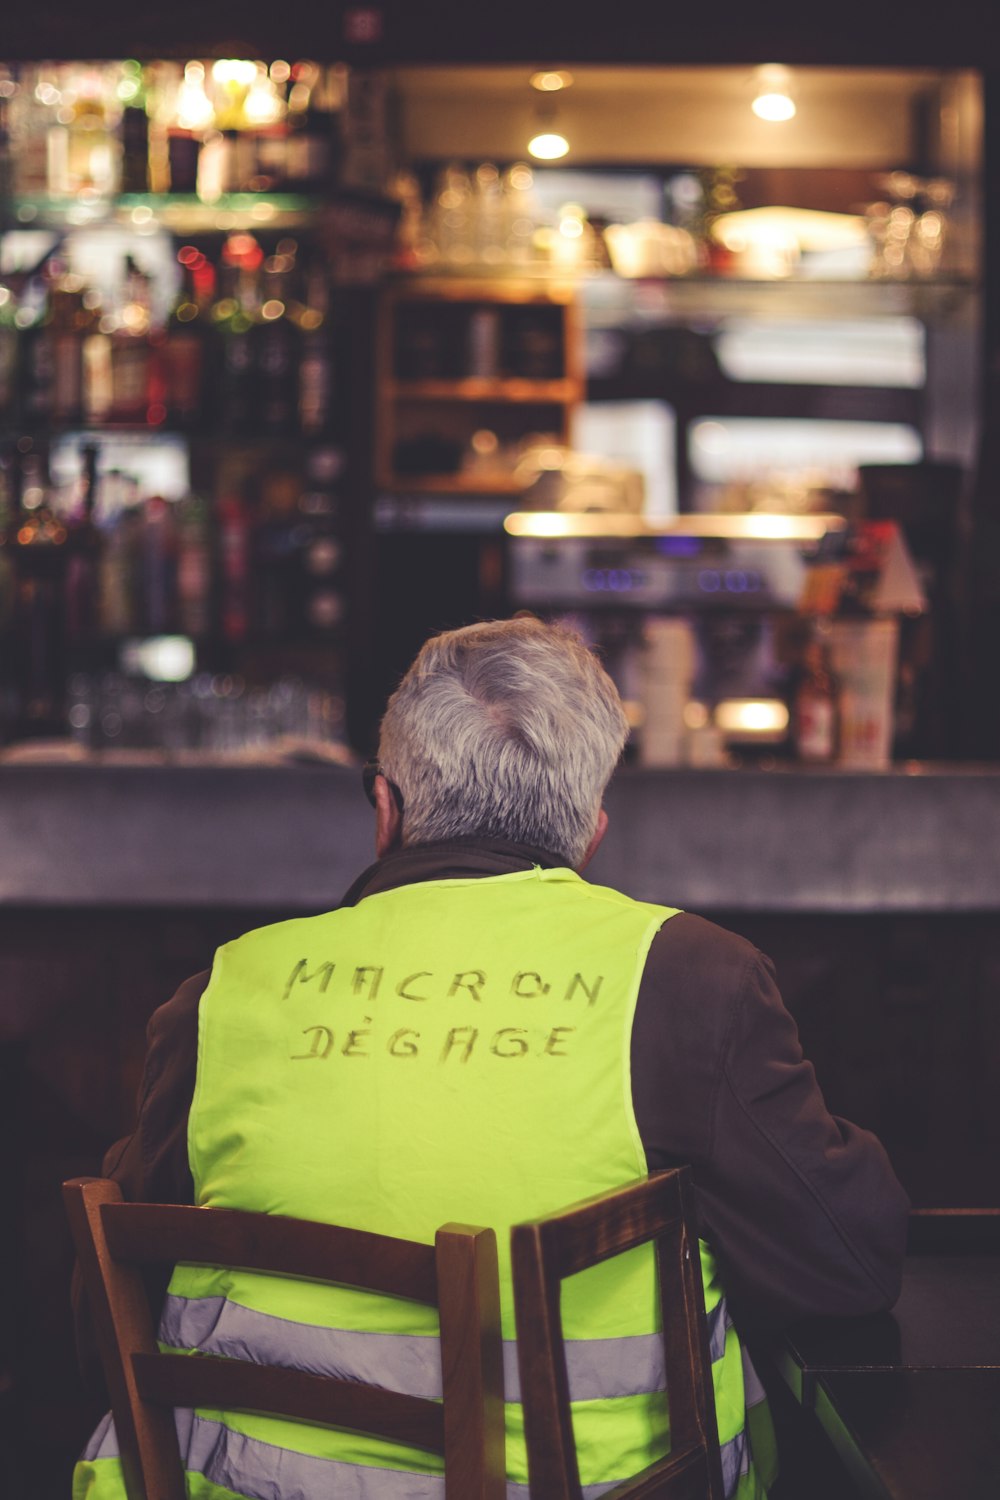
387;378;580;403
380;471;523;495
0;421;343;445
4;193;323;233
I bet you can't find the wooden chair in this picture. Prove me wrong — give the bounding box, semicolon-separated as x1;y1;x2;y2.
511;1169;725;1500
64;1177;505;1500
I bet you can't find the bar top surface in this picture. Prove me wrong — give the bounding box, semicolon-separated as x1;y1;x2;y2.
1;761;997;910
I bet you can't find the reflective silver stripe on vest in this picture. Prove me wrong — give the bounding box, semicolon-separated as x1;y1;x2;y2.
709;1296;729;1364
720;1425;750;1496
80;1409;117;1463
741;1343;768;1410
159;1292;730;1406
80;1412;656;1499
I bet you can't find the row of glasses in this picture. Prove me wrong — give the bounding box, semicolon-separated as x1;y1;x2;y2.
65;672;347;757
865;172;953;279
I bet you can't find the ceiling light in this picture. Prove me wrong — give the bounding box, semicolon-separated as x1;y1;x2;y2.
752;92;796;122
528;131;569;161
530;70;573;92
751;64;796;123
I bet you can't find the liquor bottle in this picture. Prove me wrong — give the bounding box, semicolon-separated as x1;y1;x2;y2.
215;233;262;433
175;492;211;638
142;494;177;634
297;257;334;436
66;66;116;196
284;63;342;193
0;277;18;422
7;442;69;733
97;480;142;637
119;61;150;194
161;246;215;426
49;266;89;424
0;74;13;223
19;271;55;425
254;466;303;637
792;627;841;764
504;304;563;379
254;245;300;435
82;319;114;425
216;490;252;643
64;440;102;648
167;61;214;192
243;62;288;192
110;256;153;422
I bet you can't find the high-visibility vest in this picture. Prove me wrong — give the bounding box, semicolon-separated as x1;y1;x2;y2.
75;867;776;1500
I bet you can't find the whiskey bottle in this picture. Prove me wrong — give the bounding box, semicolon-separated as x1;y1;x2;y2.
792;628;841;764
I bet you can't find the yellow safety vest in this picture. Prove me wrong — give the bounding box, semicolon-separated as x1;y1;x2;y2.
75;866;775;1500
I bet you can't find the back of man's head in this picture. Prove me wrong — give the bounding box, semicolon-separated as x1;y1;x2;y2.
378;617;628;865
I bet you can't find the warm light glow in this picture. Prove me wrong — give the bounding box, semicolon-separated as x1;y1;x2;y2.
714;699;790;736
528;132;569;160
503;512;847;541
712;206;867;254
752;91;796;122
122;636;196;683
176;61;215;131
244;65;284;126
212;59;258;88
530;70;573;92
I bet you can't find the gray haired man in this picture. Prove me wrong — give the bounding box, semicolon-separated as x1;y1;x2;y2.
80;616;909;1500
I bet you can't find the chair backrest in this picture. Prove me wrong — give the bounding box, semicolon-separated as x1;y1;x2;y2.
511;1169;725;1500
64;1176;505;1500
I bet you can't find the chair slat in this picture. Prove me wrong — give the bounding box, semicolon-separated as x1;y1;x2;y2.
132;1353;445;1453
101;1202;439;1305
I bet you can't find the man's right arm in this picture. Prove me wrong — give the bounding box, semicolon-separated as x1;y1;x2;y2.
73;968;207;1384
100;968;206;1203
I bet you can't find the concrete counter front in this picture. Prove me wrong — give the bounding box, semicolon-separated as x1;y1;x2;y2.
0;761;998;911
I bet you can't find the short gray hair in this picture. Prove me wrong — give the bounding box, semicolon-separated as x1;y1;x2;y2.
378;617;628;865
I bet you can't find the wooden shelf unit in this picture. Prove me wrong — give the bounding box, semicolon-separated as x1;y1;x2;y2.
375;277;583;496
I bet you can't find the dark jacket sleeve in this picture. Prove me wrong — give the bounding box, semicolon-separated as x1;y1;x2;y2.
631;914;910;1332
72;969;208;1381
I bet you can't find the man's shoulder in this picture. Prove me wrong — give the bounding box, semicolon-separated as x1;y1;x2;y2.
643;910;764;1001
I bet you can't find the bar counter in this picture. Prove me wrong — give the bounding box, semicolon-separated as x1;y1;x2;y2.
1;759;999;911
2;759;998;1494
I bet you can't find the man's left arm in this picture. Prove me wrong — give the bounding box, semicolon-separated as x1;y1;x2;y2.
697;945;911;1330
632;915;910;1332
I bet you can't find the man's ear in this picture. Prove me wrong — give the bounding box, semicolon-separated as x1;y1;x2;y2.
374;775;403;858
576;808;608;872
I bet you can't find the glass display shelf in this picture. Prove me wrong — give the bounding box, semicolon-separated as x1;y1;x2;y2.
2;192;322;233
388;266;978;321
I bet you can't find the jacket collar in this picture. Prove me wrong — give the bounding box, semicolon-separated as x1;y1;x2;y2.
339;836;568;908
